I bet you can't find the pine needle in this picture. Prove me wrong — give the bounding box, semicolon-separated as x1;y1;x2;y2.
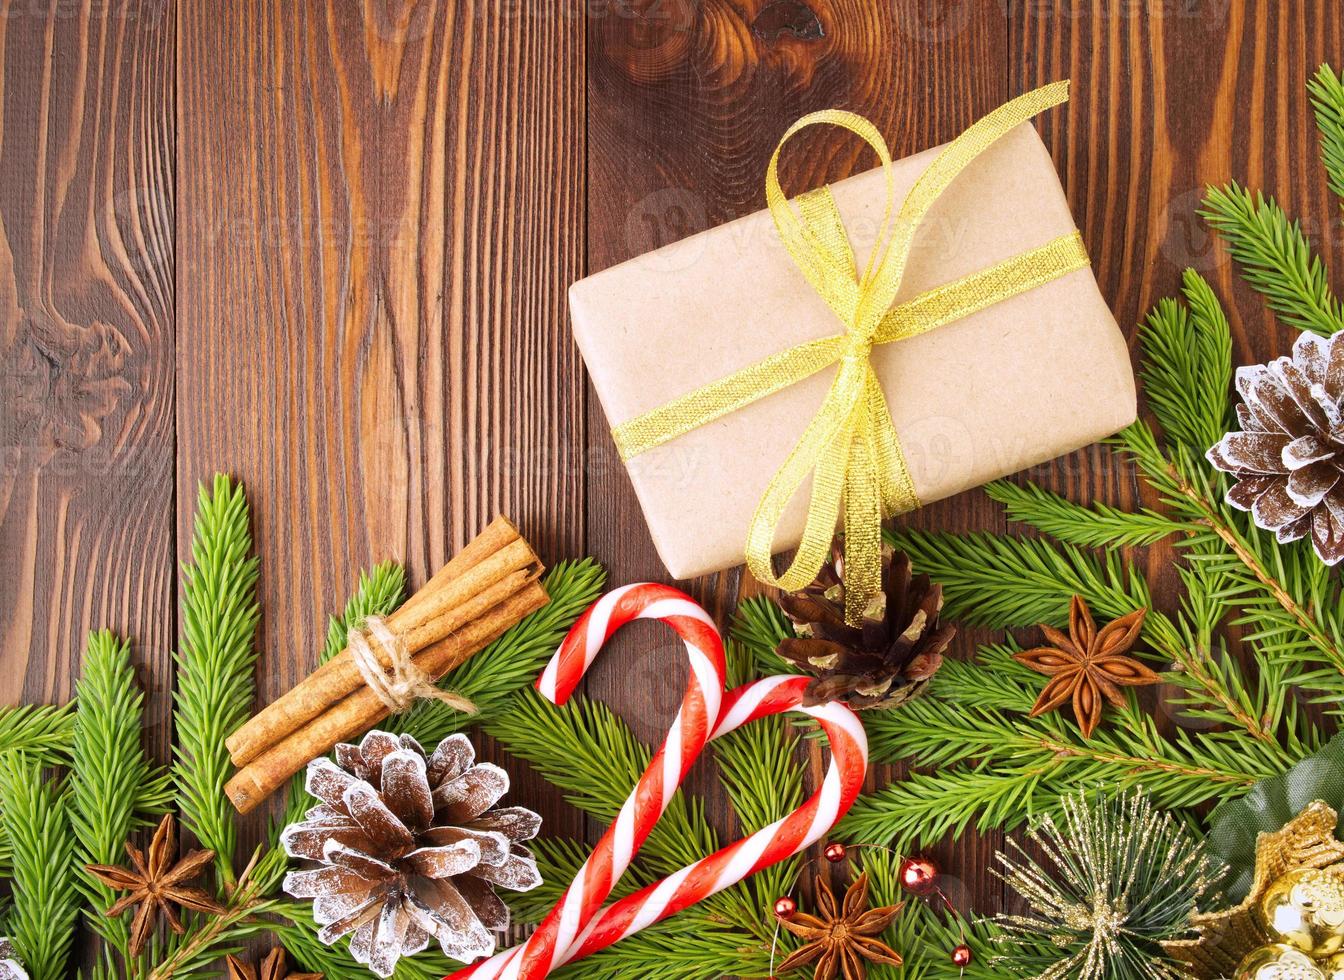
69;630;172;958
0;702;76;761
1310;63;1344;205
1200;182;1344;336
0;753;81;979
1137;269;1234;452
985;481;1183;550
173;475;261;889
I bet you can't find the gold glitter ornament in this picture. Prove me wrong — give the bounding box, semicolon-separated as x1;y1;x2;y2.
1322;951;1344;979
1261;868;1344;958
1164;801;1344;978
1233;944;1326;980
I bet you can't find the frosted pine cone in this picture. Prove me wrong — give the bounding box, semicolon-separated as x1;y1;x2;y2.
0;939;27;980
282;730;542;977
1207;330;1344;565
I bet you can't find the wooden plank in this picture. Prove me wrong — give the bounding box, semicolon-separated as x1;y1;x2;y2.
175;0;585;837
583;0;1009;913
0;0;176;754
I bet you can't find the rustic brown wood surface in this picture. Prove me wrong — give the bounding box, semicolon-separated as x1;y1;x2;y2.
3;0;1344;968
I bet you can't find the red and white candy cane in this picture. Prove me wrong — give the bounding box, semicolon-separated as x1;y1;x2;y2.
539;675;866;971
446;589;869;980
460;583;726;980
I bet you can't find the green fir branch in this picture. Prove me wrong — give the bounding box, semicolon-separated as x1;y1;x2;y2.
0;753;81;980
0;702;76;762
1138;269;1234;451
173;475;261;889
1310;63;1344;205
985;480;1185;550
730;596;794;677
885;528;1153;631
0;702;78;878
1113;291;1344;697
839;640;1286;848
487;689;718;879
69;630;173;961
1200;182;1344;336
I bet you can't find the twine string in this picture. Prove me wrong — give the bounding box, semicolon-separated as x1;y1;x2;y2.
348;615;478;716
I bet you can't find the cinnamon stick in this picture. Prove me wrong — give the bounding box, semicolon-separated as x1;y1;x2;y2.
225;516;534;766
225;580;549;814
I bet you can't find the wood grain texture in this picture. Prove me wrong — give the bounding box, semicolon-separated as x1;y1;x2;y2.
5;0;1344;949
175;0;585;837
0;0;176;754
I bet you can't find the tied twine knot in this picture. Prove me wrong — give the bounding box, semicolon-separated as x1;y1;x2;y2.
347;616;477;716
608;81;1089;626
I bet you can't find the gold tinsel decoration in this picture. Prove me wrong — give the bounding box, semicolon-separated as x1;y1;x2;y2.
1162;801;1344;978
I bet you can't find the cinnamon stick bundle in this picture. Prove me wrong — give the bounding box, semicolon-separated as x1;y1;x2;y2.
224;516;548;814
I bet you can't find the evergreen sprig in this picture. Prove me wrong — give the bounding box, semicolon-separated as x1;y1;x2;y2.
1200;183;1344;337
0;701;78;878
0;702;76;761
69;630;173;960
173;475;261;889
0;752;81;979
1310;63;1344;205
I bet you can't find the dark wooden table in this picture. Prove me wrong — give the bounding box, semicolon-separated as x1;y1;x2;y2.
3;0;1343;946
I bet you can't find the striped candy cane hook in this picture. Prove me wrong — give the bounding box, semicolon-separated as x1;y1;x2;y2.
544;675;867;970
448;645;869;978
457;584;727;980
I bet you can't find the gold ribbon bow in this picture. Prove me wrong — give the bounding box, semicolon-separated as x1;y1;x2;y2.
612;81;1088;624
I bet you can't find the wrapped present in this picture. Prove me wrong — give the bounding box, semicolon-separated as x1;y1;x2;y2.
570;83;1136;619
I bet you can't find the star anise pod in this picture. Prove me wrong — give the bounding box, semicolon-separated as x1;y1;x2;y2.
226;947;322;980
85;812;226;957
778;873;903;979
1013;596;1159;739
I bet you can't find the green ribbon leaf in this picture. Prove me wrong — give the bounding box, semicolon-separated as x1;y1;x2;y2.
1206;732;1344;901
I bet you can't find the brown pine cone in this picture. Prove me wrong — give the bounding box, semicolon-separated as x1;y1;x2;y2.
1207;329;1344;565
282;730;542;977
777;543;954;710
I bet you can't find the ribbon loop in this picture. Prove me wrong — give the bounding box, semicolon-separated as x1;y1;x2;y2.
613;81;1084;623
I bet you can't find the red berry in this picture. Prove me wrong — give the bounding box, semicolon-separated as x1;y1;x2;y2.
773;896;796;919
899;856;939;895
951;943;973;967
823;842;847;863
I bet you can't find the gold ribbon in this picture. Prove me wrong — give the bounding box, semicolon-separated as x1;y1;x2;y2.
612;81;1088;624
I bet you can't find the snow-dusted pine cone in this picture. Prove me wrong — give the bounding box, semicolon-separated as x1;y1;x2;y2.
1207;329;1344;565
0;939;27;980
282;730;542;977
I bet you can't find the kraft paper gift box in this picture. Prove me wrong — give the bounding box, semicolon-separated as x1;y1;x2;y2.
569;119;1137;583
